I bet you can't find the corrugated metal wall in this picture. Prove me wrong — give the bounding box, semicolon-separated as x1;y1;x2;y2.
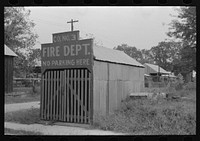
93;60;144;117
4;56;14;93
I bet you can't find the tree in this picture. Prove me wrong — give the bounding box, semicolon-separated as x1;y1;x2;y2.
4;7;38;51
140;49;154;64
114;44;143;62
150;41;181;72
13;48;41;77
167;7;196;48
167;7;196;82
4;7;39;77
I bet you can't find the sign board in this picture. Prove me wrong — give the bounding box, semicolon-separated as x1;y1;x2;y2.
41;39;93;73
52;30;79;43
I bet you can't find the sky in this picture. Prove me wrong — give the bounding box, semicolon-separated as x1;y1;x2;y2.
26;6;179;50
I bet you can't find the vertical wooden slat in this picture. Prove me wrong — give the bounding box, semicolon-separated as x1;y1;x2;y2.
50;71;53;120
47;71;50;120
64;70;66;121
81;69;84;123
62;70;64;121
84;69;87;123
74;69;77;122
44;72;47;119
53;71;56;120
56;71;59;120
59;71;62;120
67;70;70;122
70;69;73;122
40;74;44;119
77;69;80;122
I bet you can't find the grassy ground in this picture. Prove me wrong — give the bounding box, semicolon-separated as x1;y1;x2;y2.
93;82;196;135
4;82;196;135
4;128;43;135
5;86;40;104
5;108;41;124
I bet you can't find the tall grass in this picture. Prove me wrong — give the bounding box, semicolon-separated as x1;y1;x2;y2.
93;88;196;135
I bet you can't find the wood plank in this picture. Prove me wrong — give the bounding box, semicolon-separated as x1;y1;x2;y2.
62;70;65;121
53;71;56;120
56;71;59;120
60;71;63;121
77;69;80;122
59;71;62;120
47;71;50;120
74;69;77;123
84;69;87;123
44;72;47;119
67;70;70;122
64;70;66;121
50;71;53;120
70;69;73;122
81;69;84;123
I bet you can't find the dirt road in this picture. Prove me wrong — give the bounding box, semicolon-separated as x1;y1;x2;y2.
5;101;40;113
5;102;126;135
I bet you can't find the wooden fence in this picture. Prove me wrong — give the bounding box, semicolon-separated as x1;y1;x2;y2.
40;68;91;124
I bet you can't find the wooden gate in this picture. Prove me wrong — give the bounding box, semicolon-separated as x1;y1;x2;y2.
40;68;92;124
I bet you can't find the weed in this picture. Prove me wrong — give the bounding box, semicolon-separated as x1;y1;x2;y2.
93;89;196;135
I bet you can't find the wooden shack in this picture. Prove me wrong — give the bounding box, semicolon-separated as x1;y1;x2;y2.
40;45;145;124
4;45;17;93
40;31;145;125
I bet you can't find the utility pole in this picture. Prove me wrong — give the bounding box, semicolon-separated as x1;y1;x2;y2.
67;19;78;31
158;48;161;94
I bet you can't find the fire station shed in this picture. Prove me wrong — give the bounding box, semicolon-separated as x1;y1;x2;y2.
40;32;145;124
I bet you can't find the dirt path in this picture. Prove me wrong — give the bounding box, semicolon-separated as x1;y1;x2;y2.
5;101;40;113
5;102;126;135
5;122;126;135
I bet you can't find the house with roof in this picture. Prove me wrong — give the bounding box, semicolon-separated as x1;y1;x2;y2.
4;44;17;93
143;63;175;87
144;63;170;75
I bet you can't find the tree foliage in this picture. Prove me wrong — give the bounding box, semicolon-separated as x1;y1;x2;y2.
13;48;41;77
167;7;196;48
150;41;181;72
4;7;38;51
167;6;196;81
114;41;181;72
114;7;196;82
4;7;39;77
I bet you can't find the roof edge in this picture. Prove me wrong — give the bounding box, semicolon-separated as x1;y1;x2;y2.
94;58;145;68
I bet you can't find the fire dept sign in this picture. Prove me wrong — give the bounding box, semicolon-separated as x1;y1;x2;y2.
41;39;93;73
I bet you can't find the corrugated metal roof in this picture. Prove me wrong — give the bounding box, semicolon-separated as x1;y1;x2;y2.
4;44;17;57
144;63;169;74
93;46;144;67
36;45;144;67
